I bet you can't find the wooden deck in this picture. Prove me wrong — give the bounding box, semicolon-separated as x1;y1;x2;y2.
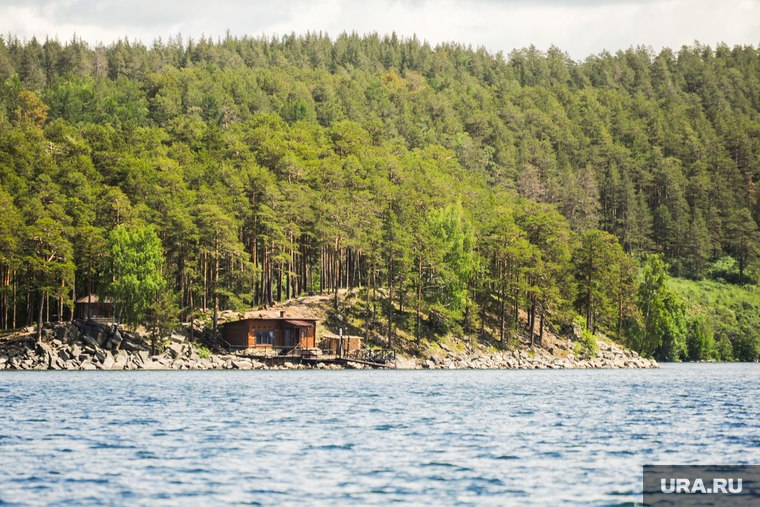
234;346;397;369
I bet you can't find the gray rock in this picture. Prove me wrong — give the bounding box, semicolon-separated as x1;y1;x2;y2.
170;333;185;344
80;361;97;371
112;352;128;370
232;360;252;370
102;352;115;370
166;343;183;359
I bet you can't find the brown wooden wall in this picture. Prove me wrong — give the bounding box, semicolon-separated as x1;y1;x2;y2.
223;319;317;350
223;321;249;348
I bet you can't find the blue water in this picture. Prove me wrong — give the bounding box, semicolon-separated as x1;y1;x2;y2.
1;364;758;506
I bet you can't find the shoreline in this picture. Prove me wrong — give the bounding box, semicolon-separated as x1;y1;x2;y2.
0;319;659;371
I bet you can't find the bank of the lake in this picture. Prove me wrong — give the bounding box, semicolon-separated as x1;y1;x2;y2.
0;364;757;506
0;318;658;371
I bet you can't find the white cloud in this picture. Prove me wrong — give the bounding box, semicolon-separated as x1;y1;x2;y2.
2;0;759;59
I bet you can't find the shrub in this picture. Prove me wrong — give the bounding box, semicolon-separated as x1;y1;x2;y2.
573;316;598;359
195;345;211;359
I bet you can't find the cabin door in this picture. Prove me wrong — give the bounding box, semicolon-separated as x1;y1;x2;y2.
285;329;292;347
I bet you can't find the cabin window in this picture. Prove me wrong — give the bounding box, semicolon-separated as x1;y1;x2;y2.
255;331;273;345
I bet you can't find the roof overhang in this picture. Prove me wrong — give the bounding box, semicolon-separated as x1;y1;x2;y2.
284;320;314;327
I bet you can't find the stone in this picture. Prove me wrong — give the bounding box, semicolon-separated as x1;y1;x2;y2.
166;343;183;359
232;360;252;370
102;352;115;370
283;362;294;369
141;361;164;370
170;333;185;344
80;361;97;371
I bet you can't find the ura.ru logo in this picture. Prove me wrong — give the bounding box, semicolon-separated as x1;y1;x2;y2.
661;478;742;494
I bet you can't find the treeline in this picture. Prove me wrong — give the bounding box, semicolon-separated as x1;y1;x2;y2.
0;32;758;360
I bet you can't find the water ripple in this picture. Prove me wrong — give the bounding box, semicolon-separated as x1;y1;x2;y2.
0;364;759;505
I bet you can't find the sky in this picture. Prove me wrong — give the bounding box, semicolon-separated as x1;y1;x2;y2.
2;0;760;60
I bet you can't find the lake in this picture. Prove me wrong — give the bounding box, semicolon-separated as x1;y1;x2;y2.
1;364;758;506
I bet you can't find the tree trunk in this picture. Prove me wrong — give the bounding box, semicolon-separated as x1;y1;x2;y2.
12;270;16;330
500;278;505;343
388;255;393;349
539;305;544;347
36;290;44;343
213;231;219;343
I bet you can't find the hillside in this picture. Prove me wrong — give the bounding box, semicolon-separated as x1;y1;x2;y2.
0;33;759;361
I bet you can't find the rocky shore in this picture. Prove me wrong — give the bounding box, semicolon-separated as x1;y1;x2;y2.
413;341;658;370
0;319;658;371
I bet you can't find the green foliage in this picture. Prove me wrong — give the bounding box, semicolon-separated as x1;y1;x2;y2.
106;225;166;329
628;254;688;360
669;277;760;362
196;344;211;359
425;202;476;324
686;315;714;361
572;316;598;358
572;230;628;333
0;32;758;357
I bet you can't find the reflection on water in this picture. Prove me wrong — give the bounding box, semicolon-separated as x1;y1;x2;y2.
1;364;759;506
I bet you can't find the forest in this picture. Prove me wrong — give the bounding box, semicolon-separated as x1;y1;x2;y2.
0;31;758;361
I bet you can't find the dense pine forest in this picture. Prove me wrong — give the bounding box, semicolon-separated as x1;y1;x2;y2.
0;32;758;361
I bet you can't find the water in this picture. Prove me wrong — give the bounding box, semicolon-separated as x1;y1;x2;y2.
1;364;758;506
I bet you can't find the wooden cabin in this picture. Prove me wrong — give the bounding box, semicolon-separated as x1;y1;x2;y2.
74;295;113;321
223;311;318;350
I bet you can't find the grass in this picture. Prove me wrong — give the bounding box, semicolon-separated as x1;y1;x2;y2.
669;277;760;326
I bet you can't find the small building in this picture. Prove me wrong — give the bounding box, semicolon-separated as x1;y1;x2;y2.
321;335;362;356
223;311;319;350
74;295;113;321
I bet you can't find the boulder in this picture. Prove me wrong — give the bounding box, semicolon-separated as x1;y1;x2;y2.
170;333;185;344
232;360;252;370
166;343;183;359
121;336;149;352
80;361;97;371
102;352;115;370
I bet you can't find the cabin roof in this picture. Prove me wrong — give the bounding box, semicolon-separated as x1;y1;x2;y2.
240;310;320;321
234;316;320;323
284;319;314;327
75;294;113;304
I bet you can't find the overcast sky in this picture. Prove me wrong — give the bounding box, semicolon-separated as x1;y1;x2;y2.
3;0;760;60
